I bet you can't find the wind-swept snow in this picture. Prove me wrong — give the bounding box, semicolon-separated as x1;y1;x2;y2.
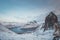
0;24;55;40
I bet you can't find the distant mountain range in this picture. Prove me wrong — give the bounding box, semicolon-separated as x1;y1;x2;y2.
0;20;40;34
0;11;60;34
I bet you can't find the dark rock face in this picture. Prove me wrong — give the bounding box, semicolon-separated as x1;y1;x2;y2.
45;12;58;25
53;23;60;37
43;12;58;31
53;36;60;40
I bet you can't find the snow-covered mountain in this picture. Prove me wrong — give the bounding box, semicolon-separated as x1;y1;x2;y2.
0;19;55;40
0;21;25;28
0;11;60;40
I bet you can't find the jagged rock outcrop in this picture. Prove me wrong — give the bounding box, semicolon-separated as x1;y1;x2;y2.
42;12;58;31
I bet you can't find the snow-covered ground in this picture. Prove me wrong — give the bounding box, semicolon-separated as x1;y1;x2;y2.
0;23;55;40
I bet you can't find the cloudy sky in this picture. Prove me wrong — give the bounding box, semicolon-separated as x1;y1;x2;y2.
0;0;60;23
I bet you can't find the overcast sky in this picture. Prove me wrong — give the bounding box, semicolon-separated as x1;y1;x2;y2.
0;0;60;23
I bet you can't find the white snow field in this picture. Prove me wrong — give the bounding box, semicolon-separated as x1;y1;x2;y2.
0;23;55;40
